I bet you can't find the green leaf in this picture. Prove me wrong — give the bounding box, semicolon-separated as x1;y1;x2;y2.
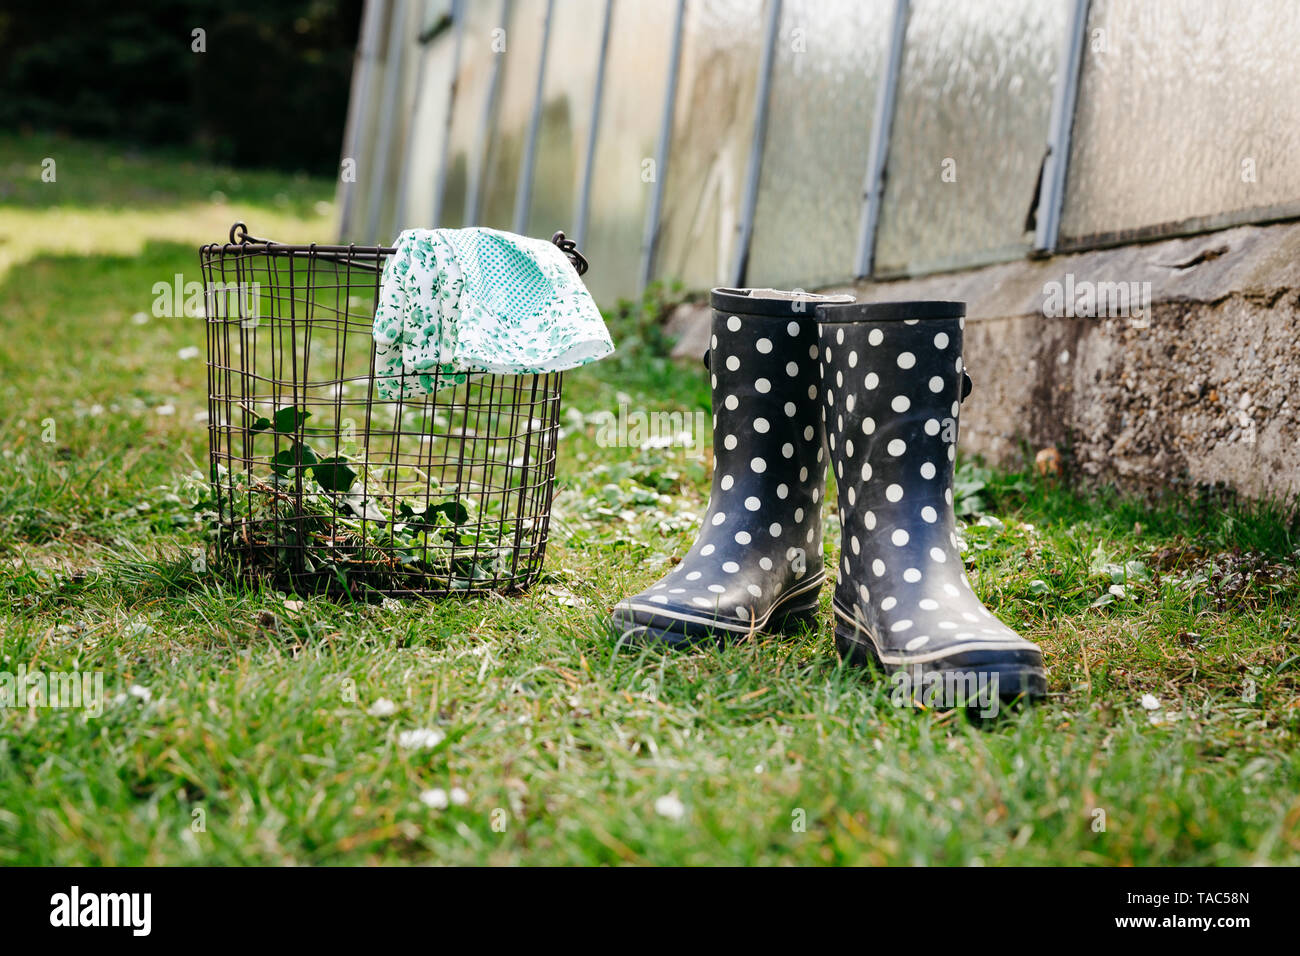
1087;543;1113;577
273;406;311;433
431;499;470;525
1122;559;1151;583
312;457;357;492
249;416;273;433
271;443;318;477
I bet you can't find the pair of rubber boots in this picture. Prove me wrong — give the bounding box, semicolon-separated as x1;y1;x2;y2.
612;288;1046;700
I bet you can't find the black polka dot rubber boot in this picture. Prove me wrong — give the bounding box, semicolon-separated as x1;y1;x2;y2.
612;287;854;646
816;301;1047;700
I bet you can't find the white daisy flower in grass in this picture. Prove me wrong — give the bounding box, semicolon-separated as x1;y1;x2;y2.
398;728;445;750
654;793;686;821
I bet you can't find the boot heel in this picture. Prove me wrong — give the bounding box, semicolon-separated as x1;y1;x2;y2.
834;622;883;669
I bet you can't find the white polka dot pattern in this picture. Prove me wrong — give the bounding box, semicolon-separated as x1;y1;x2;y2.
815;308;1044;690
614;295;831;643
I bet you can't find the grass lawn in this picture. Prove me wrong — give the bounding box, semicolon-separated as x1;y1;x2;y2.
1;132;1298;865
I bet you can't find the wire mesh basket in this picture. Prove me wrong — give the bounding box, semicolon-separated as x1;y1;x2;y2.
199;222;589;598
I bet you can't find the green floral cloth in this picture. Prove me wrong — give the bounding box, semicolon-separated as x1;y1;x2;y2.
373;227;614;399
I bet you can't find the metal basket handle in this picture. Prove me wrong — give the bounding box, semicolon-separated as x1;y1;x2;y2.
549;231;588;276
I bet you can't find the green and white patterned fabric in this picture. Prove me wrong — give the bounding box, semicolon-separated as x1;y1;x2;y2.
373;228;615;399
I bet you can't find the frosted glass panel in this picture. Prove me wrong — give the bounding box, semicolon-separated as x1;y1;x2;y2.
1060;0;1300;247
398;20;457;230
375;0;428;242
341;1;394;241
480;0;549;230
873;0;1067;277
524;0;606;240
439;0;507;228
583;0;676;306
747;0;891;288
654;0;767;290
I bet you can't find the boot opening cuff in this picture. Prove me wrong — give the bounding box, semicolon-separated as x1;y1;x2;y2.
711;287;856;316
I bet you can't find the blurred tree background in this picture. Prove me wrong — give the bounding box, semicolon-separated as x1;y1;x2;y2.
0;0;363;175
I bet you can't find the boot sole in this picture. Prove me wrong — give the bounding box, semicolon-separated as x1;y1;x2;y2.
833;618;1047;701
614;574;824;648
